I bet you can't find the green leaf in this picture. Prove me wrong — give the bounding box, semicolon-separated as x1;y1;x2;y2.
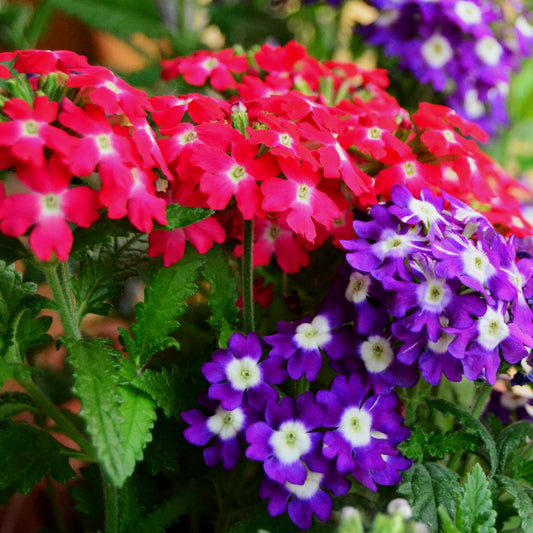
71;216;137;254
438;506;461;533
229;507;299;533
0;357;34;388
5;310;52;362
0;421;74;494
201;246;239;348
0;234;31;263
158;205;214;231
121;247;205;368
456;464;496;533
497;475;533;531
496;420;533;476
427;398;497;478
44;0;167;40
66;338;156;487
72;236;147;319
398;462;462;533
132;367;183;418
0;392;36;420
136;493;194;533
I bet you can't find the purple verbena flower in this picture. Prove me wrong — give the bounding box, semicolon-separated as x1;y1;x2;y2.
202;331;286;411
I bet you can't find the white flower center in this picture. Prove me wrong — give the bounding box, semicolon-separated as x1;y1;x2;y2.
96;133;113;154
297;184;311;202
455;1;481;24
461;246;495;283
360;335;394;373
286;470;323;500
403;161;416;177
270;420;311;464
477;307;509;350
339;407;372;447
427;332;455;354
475;36;503;66
23;120;39;137
345;271;371;304
408;198;442;228
516;16;533;38
207;406;245;440
294;315;331;350
464;89;485;119
279;133;292;147
41;193;62;215
225;356;261;391
421;34;453;68
230;165;246;182
420;278;450;311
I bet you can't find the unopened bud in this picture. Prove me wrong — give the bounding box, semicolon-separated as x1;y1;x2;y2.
338;506;364;533
231;101;249;135
387;498;413;520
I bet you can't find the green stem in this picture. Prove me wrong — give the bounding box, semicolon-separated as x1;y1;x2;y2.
45;474;68;533
45;261;81;340
471;381;493;419
242;219;255;334
103;475;119;533
17;377;92;455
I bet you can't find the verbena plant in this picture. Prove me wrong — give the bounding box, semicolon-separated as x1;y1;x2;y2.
0;43;532;532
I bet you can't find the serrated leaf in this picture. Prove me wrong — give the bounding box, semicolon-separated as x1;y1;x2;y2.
45;0;167;40
0;357;34;388
118;385;157;477
456;464;496;533
398;462;462;533
121;248;205;368
5;310;52;362
497;475;533;531
72;236;147;320
0;421;75;494
496;421;533;476
136;492;194;533
0;233;31;263
202;246;239;348
158;205;214;231
132;367;182;418
71;216;136;254
427;398;497;478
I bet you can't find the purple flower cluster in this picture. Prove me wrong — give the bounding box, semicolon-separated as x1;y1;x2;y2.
359;0;533;134
183;327;412;529
341;184;533;386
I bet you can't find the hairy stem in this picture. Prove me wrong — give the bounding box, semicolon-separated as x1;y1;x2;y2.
103;474;119;533
471;381;493;419
242;219;255;333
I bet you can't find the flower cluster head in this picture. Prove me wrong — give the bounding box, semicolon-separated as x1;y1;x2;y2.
154;40;532;269
0;49;169;261
360;0;533;133
184;326;412;528
340;184;533;386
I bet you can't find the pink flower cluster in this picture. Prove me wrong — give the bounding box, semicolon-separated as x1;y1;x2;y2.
0;49;168;261
152;41;532;270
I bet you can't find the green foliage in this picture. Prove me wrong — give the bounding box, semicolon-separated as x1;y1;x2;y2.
398;462;462;532
159;205;214;230
201;246;240;348
135;492;194;533
0;234;31;264
0;421;74;495
495;420;533;476
400;426;482;463
72;235;147;320
120;247;206;368
0;392;36;420
456;464;496;533
45;0;167;40
66;338;156;487
229;508;299;533
496;476;533;532
427;398;497;477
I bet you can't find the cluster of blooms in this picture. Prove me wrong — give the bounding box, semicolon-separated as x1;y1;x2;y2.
152;40;532;270
183;330;412;529
0;49;169;261
359;0;533;134
183;184;533;527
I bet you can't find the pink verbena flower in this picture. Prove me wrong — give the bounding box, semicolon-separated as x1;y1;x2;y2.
0;155;101;261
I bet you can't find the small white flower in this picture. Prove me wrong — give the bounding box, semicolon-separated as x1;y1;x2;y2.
294;315;331;350
339;407;372;447
226;356;261;391
270;420;311;464
461;243;495;284
421;34;453;69
419;278;450;312
345;272;371;304
207;406;245;440
475;36;503;66
360;335;394;373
